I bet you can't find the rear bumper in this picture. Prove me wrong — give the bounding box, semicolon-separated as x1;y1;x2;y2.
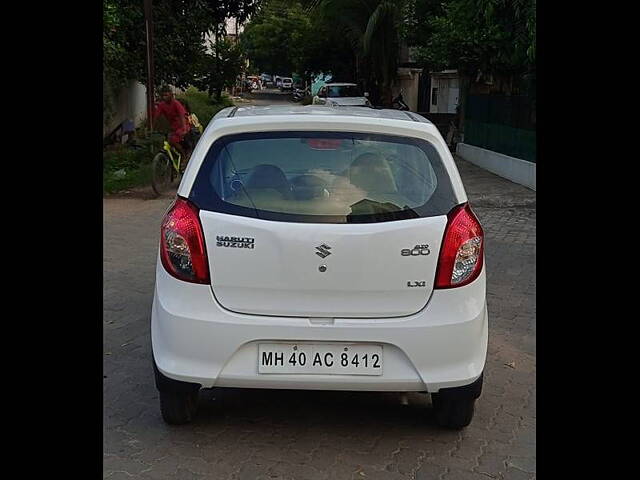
151;260;488;393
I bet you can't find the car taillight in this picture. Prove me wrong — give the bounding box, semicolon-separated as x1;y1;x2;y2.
160;197;210;284
435;203;484;289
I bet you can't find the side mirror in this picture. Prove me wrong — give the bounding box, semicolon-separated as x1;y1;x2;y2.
364;92;369;97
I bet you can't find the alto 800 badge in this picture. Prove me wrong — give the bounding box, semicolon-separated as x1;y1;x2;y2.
401;244;430;256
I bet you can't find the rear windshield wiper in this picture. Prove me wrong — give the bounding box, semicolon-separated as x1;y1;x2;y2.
349;198;401;214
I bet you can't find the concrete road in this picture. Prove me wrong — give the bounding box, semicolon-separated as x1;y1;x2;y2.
238;90;294;106
103;157;536;480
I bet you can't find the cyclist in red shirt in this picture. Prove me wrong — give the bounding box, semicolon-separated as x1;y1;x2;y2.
153;86;190;160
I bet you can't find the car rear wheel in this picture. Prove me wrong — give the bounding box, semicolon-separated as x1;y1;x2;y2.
430;373;483;429
159;389;199;425
431;395;476;429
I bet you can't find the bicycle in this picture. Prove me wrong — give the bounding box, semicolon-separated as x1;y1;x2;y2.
151;135;185;197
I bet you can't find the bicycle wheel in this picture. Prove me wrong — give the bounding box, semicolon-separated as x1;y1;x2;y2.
151;152;174;197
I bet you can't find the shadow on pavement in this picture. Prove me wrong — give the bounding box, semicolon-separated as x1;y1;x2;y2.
189;387;443;429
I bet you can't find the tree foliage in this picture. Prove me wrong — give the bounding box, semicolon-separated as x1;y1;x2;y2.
104;2;127;126
239;0;357;84
240;0;410;103
193;38;245;100
239;0;312;76
103;0;259;125
104;0;258;88
314;0;405;104
406;0;536;81
301;15;356;82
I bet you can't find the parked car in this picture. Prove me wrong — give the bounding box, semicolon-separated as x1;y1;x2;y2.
152;105;487;429
280;77;293;91
260;73;273;87
312;83;371;107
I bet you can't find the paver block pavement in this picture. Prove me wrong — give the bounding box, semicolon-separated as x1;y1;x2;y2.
103;157;535;479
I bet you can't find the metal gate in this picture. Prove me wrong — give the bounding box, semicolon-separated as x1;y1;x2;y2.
464;94;536;163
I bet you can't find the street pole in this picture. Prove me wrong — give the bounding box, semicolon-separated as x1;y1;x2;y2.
143;0;155;134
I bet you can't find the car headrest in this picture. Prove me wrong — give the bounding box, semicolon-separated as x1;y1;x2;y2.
244;164;291;198
348;153;397;193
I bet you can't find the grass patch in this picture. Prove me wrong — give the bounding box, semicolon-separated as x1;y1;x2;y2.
103;141;157;194
103;161;153;194
103;87;234;194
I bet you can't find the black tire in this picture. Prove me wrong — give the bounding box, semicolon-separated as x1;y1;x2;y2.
151;152;174;197
159;389;199;425
431;395;476;429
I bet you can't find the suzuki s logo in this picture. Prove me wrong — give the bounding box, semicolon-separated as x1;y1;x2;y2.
315;243;332;258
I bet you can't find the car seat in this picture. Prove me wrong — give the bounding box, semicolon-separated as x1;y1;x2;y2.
243;164;292;200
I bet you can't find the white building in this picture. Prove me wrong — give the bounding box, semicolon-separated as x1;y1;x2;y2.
204;17;244;51
392;67;423;112
103;80;148;138
429;70;460;114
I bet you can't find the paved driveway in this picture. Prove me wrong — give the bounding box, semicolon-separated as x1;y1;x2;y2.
103;157;536;480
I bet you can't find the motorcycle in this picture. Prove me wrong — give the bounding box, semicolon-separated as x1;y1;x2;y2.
293;87;310;102
391;90;409;111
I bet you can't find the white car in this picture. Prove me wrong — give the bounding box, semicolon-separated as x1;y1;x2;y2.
280;77;293;91
152;106;487;429
313;83;372;107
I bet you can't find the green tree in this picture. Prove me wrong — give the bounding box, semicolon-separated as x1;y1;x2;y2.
103;0;259;89
399;0;535;126
194;38;245;101
103;0;259;129
409;0;536;87
299;13;357;83
314;0;405;105
103;0;130;126
240;0;312;76
239;0;357;87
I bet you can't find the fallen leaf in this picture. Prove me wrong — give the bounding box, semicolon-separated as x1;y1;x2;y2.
504;362;515;369
479;472;497;479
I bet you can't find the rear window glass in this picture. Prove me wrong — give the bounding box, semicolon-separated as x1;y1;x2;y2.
328;85;362;97
189;131;457;223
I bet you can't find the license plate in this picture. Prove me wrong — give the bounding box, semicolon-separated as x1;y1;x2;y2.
258;343;383;375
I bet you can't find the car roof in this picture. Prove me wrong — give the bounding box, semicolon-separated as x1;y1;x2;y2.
224;105;432;123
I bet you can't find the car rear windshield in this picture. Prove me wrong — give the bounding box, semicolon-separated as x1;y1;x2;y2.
189;131;457;223
327;85;362;97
